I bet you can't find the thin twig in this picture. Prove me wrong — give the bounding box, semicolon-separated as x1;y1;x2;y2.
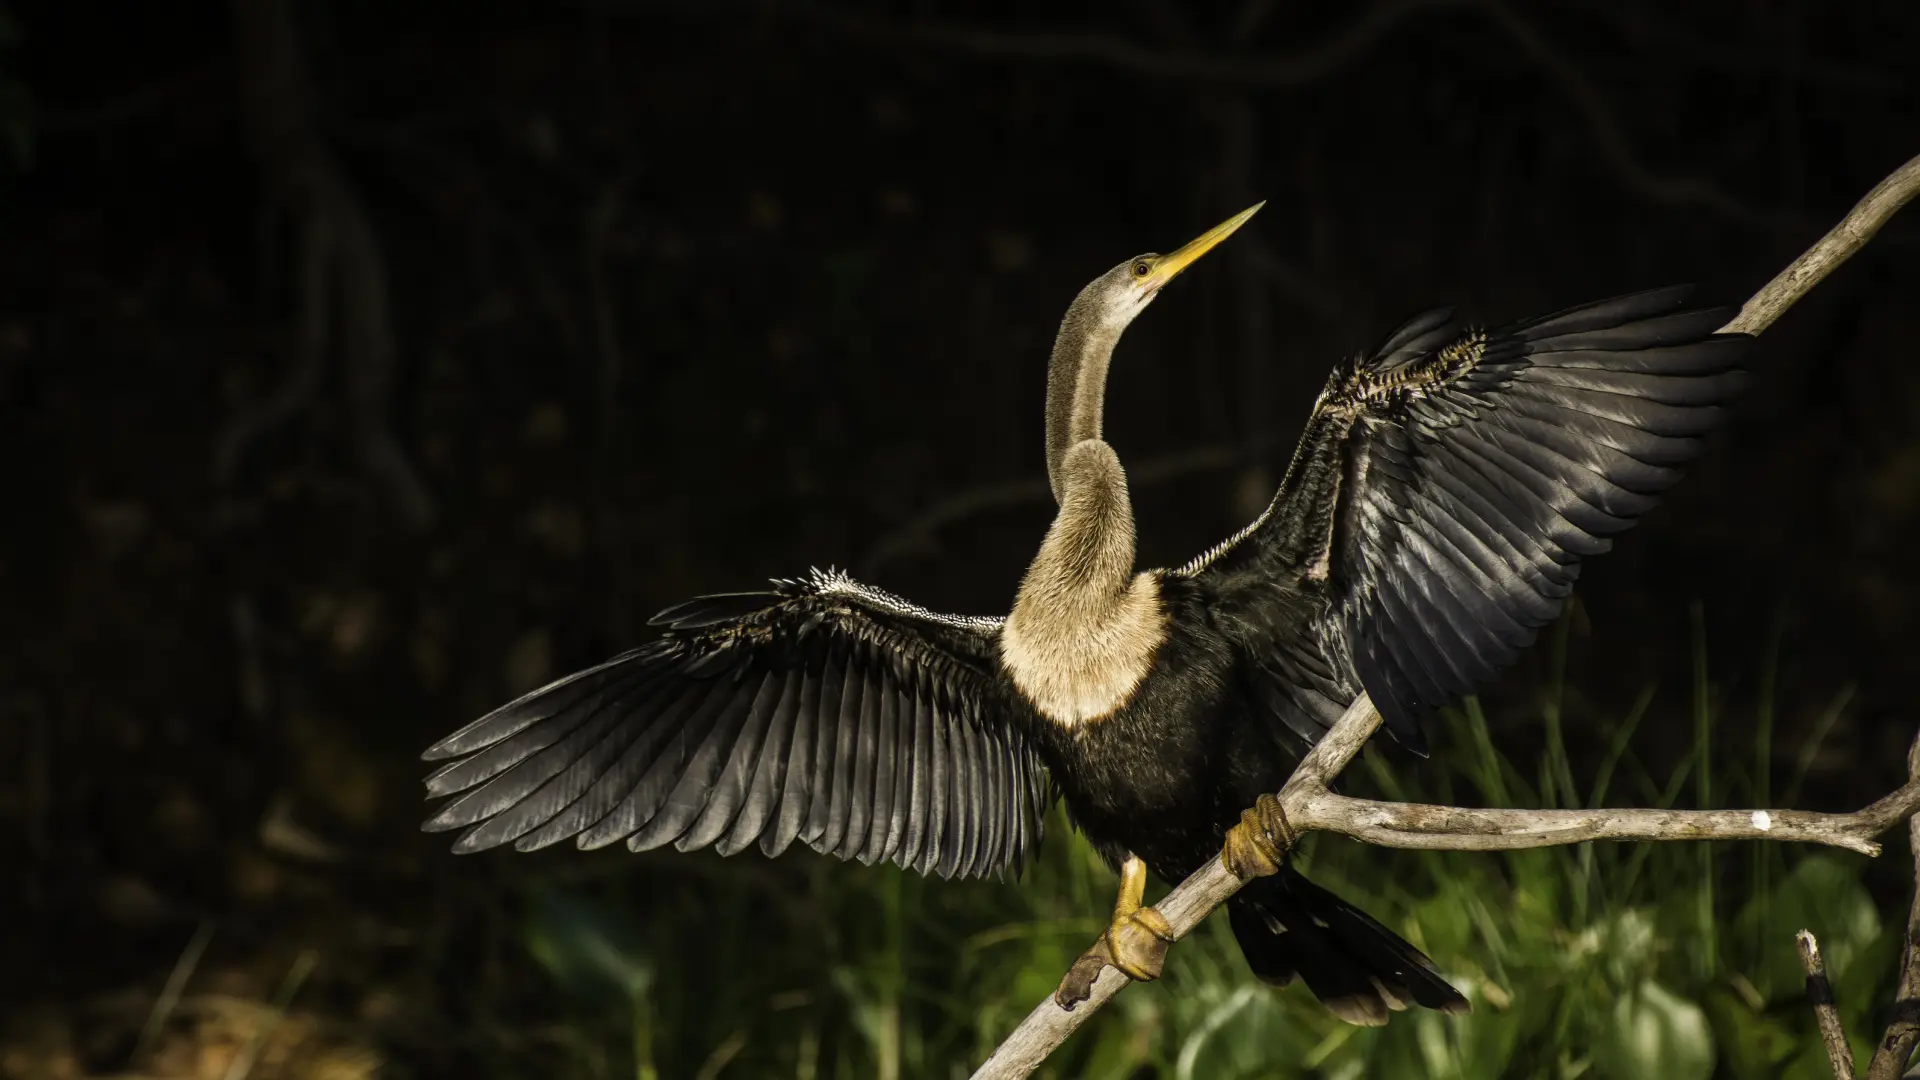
972;152;1920;1080
212;210;330;486
336;177;437;530
132;920;216;1066
1801;931;1857;1080
1476;0;1781;228
1560;0;1906;92
768;0;1464;87
223;0;435;529
221;950;318;1080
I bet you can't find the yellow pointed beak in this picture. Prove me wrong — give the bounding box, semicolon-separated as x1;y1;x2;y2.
1140;202;1264;292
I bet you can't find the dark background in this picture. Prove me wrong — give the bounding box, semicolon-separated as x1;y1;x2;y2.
2;1;1918;1076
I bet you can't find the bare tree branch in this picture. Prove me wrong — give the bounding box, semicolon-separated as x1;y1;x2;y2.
1306;786;1914;858
1801;930;1858;1080
971;152;1920;1080
1728;155;1920;336
1865;736;1920;1080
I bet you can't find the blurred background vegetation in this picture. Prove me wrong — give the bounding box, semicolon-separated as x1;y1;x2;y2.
2;1;1918;1077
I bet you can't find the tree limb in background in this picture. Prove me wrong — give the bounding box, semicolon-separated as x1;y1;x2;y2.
858;442;1257;579
771;0;1459;88
221;0;435;529
1477;0;1777;227
971;151;1920;1080
725;0;1795;230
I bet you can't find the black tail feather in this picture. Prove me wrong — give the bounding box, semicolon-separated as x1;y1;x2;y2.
1229;869;1468;1026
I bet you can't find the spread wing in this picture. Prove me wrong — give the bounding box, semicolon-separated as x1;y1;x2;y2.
421;569;1048;880
1181;286;1751;749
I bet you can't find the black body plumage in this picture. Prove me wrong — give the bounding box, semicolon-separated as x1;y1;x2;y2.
422;285;1750;1025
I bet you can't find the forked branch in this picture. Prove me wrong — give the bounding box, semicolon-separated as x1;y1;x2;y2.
1864;801;1920;1078
1798;735;1920;1080
973;150;1920;1080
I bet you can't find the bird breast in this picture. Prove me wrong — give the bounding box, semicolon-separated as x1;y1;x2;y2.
1000;571;1166;729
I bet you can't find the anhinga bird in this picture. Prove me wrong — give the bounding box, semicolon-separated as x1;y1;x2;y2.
421;205;1749;1025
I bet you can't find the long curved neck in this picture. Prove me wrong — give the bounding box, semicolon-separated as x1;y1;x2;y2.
1030;288;1139;612
1045;299;1123;504
1021;439;1139;607
1003;439;1161;727
1008;291;1162;727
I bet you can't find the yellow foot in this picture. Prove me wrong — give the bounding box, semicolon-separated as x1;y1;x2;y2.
1221;792;1295;881
1100;905;1175;981
1054;906;1176;1008
1053;853;1177;1009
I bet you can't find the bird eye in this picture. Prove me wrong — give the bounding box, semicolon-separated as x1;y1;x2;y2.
1132;260;1152;278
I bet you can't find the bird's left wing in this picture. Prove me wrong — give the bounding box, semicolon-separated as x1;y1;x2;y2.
1178;286;1751;751
422;569;1047;880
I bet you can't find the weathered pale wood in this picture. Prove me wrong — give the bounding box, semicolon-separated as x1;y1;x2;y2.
1726;154;1920;336
1862;738;1920;1080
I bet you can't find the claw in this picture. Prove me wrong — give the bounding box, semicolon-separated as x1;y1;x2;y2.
1221;792;1294;881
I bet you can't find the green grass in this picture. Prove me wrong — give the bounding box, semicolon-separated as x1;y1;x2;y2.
480;620;1900;1080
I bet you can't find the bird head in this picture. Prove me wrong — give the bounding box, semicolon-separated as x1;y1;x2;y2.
1078;202;1264;332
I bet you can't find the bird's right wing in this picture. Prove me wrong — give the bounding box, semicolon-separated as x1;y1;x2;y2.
1179;286;1750;750
421;569;1048;880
